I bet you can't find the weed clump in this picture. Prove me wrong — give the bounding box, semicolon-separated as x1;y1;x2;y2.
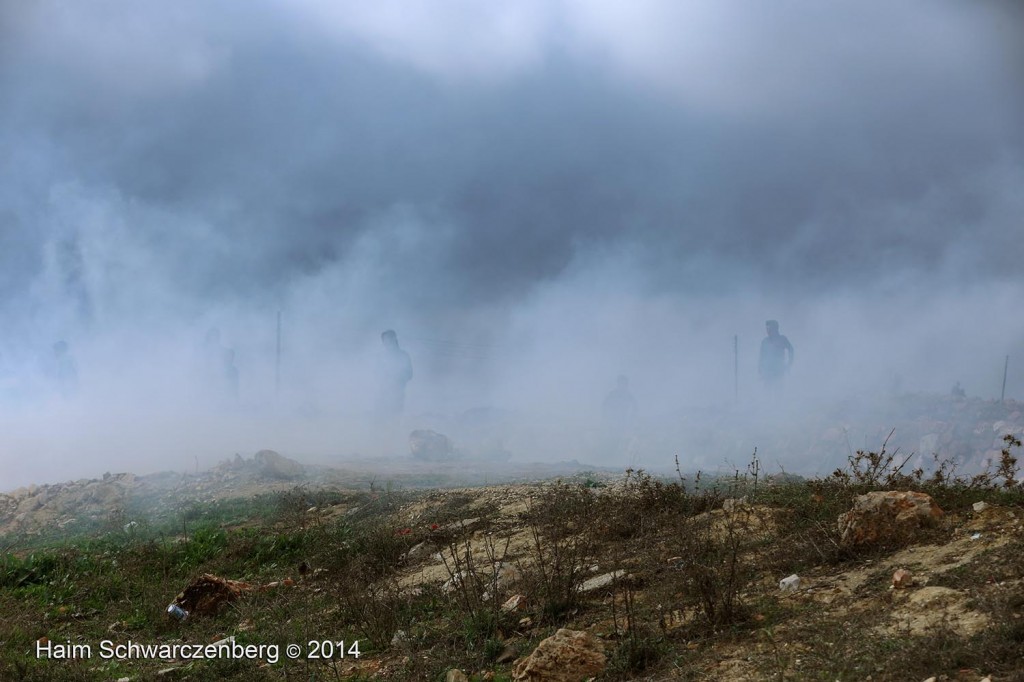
519;482;599;624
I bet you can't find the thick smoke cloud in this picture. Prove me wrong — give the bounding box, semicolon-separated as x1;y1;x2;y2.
1;1;1022;487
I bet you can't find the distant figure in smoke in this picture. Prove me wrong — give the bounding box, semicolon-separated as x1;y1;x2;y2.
377;330;413;420
758;320;794;389
602;375;637;459
223;348;240;403
203;327;223;377
51;340;79;399
202;327;238;404
951;381;966;399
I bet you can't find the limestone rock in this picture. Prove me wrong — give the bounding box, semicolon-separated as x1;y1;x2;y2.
512;628;606;681
779;574;801;592
886;586;989;637
409;430;456;461
579;571;624;594
501;594;528;614
892;569;913;589
722;496;749;513
253;450;304;479
838;491;943;548
406;541;433;560
496;643;519;663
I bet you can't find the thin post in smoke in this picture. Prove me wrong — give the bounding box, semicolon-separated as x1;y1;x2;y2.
275;310;282;397
734;334;739;402
1001;355;1009;402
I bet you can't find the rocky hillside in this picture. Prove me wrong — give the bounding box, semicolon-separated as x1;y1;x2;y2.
2;445;1022;681
0;449;605;539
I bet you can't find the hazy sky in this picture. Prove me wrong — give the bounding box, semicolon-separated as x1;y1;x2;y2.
1;1;1022;485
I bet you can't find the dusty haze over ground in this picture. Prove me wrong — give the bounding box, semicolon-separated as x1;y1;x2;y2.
1;1;1023;488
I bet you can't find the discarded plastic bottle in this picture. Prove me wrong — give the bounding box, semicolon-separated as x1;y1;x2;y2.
166;603;189;621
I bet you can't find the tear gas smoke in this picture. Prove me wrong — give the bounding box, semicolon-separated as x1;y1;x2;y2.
1;1;1022;488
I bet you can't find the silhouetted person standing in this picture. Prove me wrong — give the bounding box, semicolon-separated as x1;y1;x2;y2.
602;375;637;432
202;327;224;389
201;327;239;405
52;340;79;399
377;330;413;420
951;381;966;399
601;374;637;459
223;348;239;403
759;320;793;390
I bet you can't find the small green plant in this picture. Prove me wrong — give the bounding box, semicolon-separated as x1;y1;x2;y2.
179;524;228;569
608;573;666;676
828;429;915;487
609;628;666;677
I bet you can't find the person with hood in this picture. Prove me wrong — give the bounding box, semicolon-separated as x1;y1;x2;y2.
52;340;79;399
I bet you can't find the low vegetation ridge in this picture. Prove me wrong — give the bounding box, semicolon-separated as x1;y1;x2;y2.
1;440;1023;681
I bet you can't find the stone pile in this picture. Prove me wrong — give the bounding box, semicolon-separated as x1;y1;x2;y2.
409;429;457;461
213;449;305;480
512;628;607;682
838;491;943;548
810;396;1024;476
0;473;134;535
0;450;311;537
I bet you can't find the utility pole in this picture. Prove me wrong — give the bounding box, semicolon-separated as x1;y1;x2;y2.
734;334;739;402
1001;355;1009;402
275;310;282;398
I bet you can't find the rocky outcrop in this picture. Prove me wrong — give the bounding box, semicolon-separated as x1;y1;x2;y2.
0;474;135;535
838;491;943;548
253;450;304;479
512;628;606;682
409;430;456;461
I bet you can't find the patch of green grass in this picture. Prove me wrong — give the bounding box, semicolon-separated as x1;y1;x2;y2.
4;455;1024;681
607;629;669;678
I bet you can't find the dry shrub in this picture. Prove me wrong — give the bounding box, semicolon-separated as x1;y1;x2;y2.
517;482;598;624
